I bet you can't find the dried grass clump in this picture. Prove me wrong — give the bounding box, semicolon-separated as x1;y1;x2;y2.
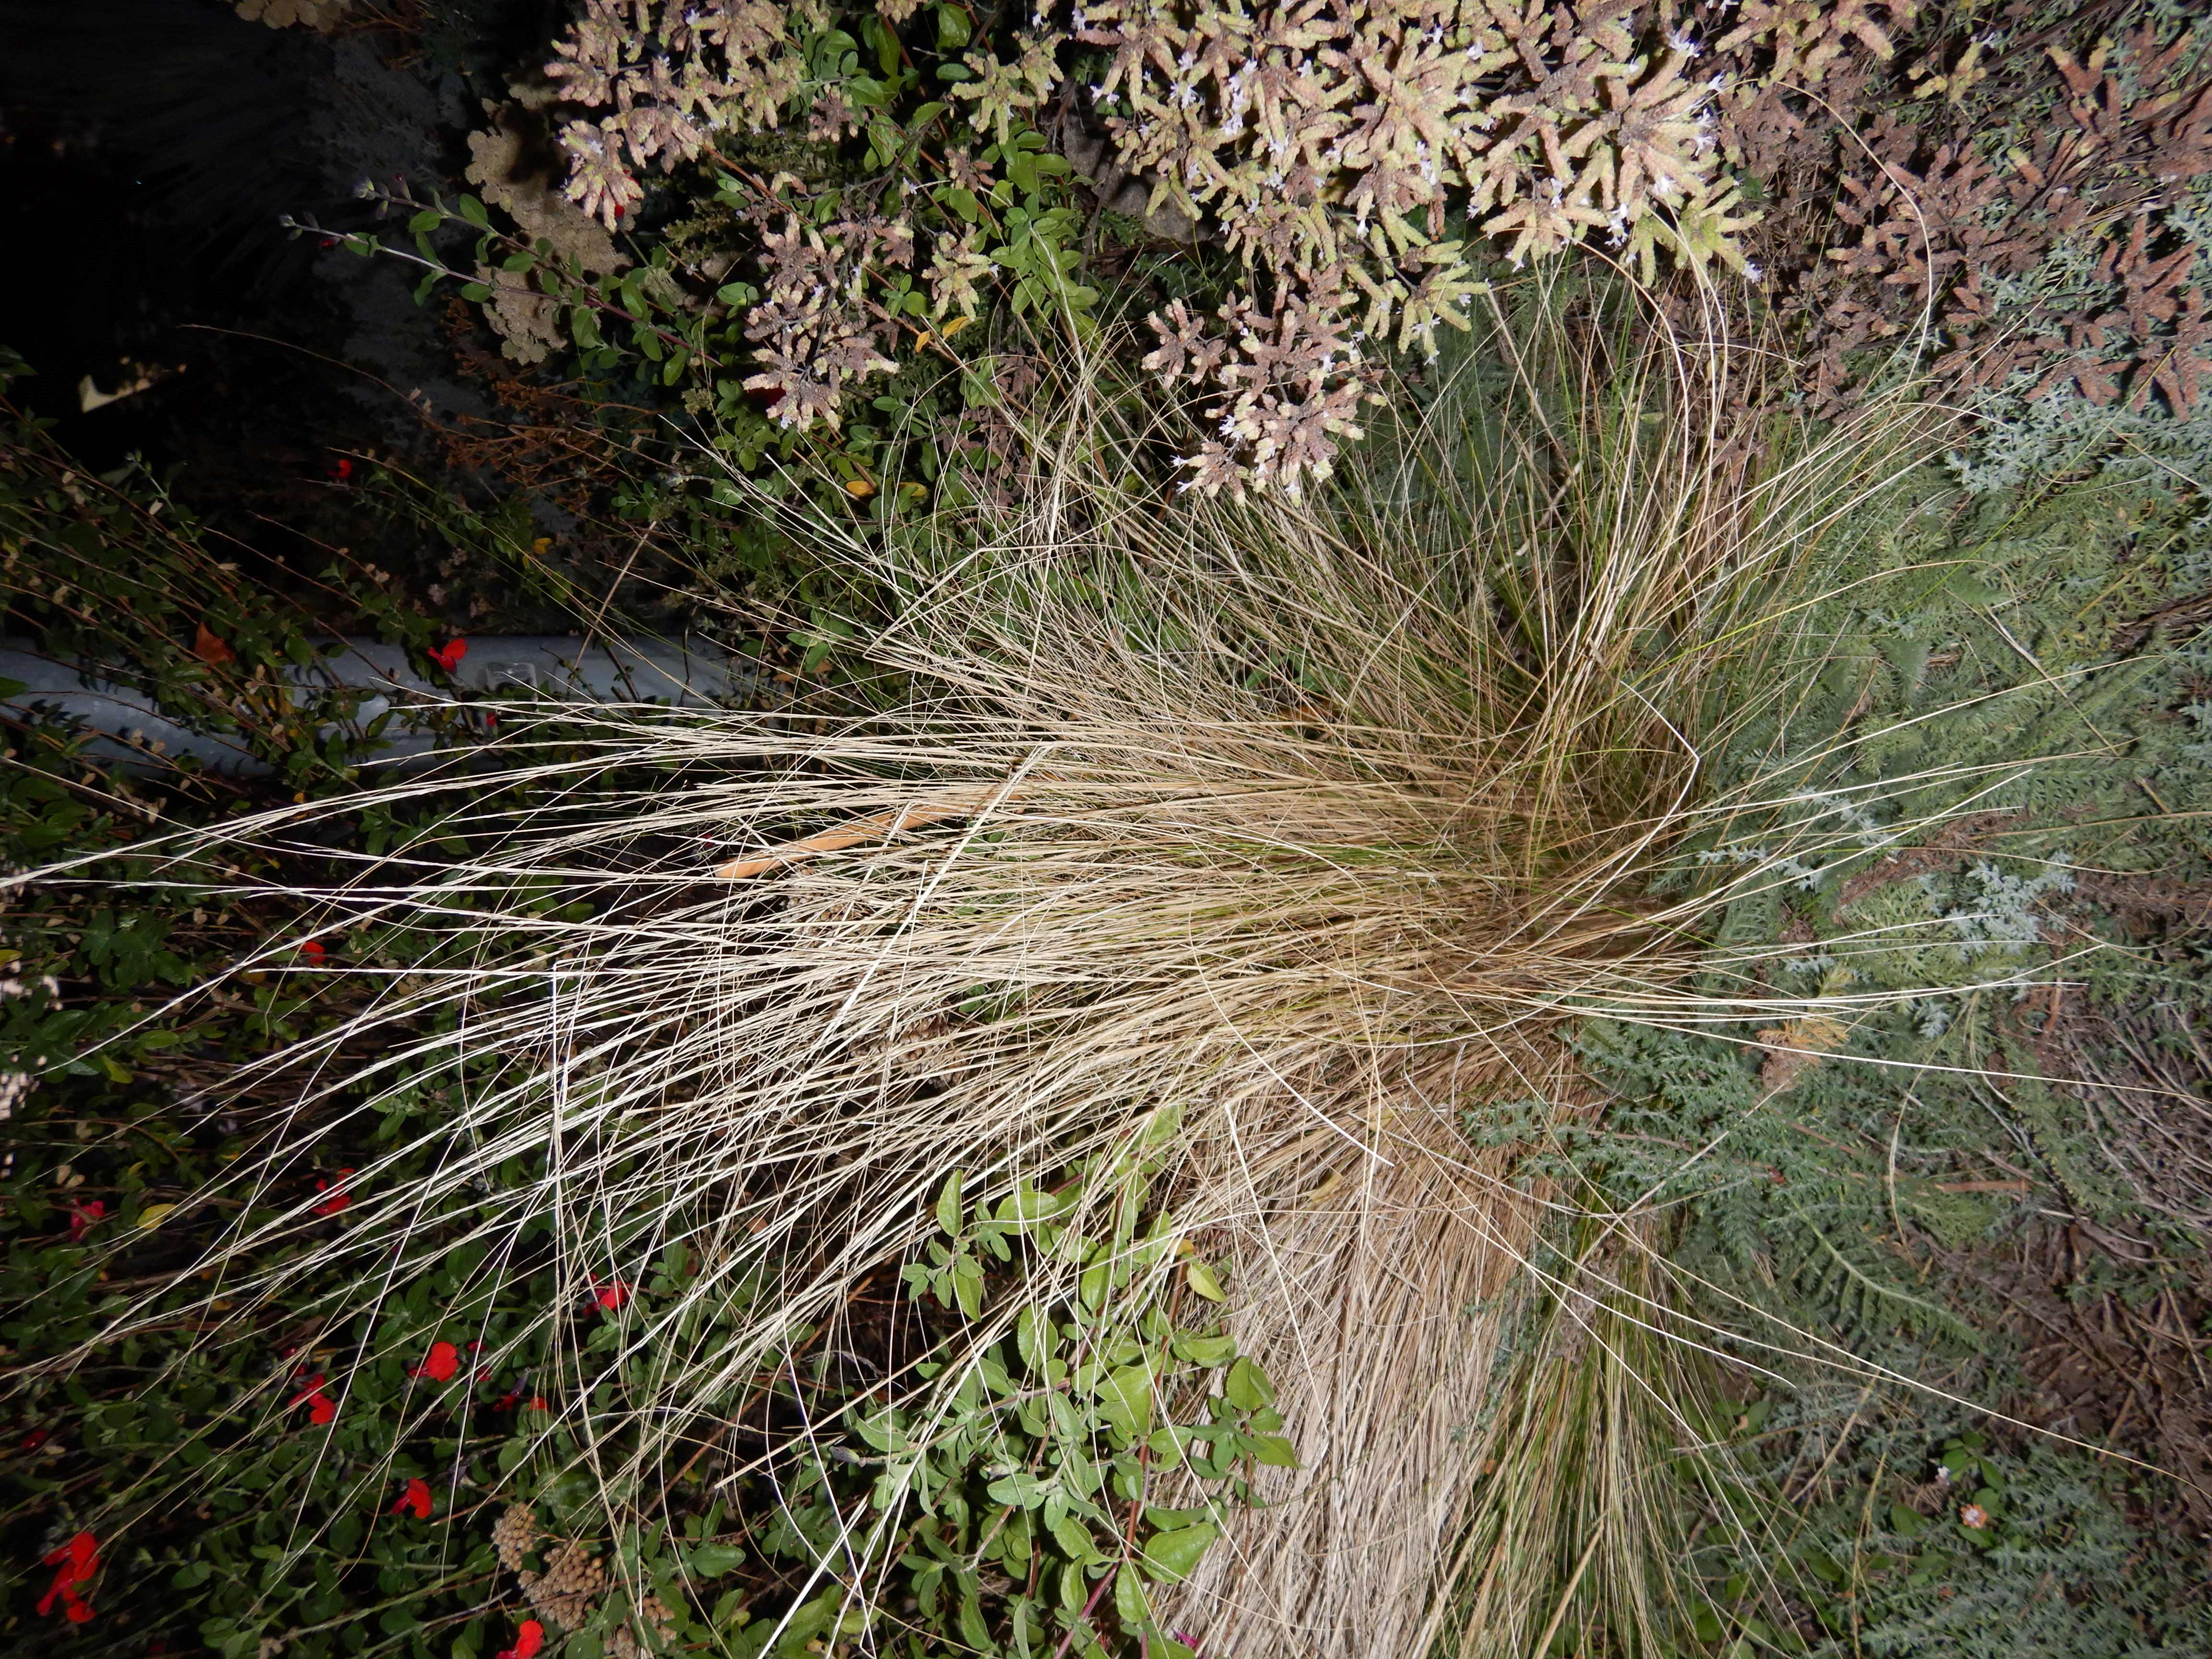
1160;1060;1562;1657
88;289;1943;1654
1425;1222;1707;1659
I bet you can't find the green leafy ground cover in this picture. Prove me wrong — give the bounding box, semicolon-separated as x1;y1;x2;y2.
1555;454;2212;1654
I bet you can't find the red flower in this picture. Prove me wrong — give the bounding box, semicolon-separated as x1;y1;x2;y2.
312;1171;353;1215
591;1277;631;1312
392;1478;432;1520
36;1529;98;1623
329;458;353;482
21;1429;48;1451
291;1371;337;1425
494;1619;545;1659
526;1396;548;1411
411;1340;460;1382
298;939;326;963
427;638;468;674
68;1201;105;1243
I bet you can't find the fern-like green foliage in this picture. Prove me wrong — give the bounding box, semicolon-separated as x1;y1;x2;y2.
1569;442;2212;1652
1599;450;2212;1293
1677;1401;2212;1659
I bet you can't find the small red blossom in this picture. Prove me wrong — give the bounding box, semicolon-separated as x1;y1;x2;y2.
427;638;467;674
526;1395;548;1411
494;1619;545;1659
492;1387;522;1410
328;458;353;482
411;1340;460;1382
36;1529;98;1623
1960;1503;1989;1530
312;1170;353;1215
22;1429;48;1451
68;1201;105;1242
392;1478;432;1520
591;1276;631;1312
292;1370;337;1425
298;939;326;963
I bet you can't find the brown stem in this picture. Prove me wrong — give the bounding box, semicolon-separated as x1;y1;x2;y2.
713;786;1018;880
